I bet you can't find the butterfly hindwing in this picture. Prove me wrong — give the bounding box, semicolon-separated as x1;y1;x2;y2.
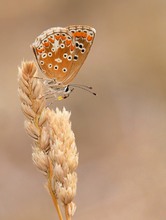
32;27;75;83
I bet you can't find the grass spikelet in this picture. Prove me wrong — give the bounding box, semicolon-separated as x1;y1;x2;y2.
18;61;78;220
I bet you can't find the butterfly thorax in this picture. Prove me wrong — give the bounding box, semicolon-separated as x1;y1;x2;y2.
43;78;72;100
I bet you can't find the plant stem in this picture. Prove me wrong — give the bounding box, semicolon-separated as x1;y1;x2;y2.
48;182;63;220
48;160;63;220
65;205;71;220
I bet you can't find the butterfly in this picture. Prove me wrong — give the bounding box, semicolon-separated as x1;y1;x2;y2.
31;25;96;100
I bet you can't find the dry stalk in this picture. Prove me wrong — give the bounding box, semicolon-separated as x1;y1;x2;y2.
18;61;78;220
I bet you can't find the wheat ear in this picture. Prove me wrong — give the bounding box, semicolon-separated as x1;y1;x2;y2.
18;61;78;220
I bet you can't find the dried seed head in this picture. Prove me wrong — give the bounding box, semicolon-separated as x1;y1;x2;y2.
24;120;40;140
40;126;50;151
18;61;78;218
66;202;76;217
32;148;49;175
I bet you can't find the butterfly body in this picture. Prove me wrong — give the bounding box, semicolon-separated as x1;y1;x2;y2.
32;25;96;100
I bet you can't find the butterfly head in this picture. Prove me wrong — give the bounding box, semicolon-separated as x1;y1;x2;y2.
57;85;74;100
42;79;95;101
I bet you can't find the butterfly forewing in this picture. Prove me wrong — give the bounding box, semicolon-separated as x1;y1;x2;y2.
62;25;96;85
32;27;76;83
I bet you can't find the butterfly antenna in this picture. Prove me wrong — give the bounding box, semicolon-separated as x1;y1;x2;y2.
70;84;96;96
70;83;93;90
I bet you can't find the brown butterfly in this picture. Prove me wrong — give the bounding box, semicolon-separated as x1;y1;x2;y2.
31;25;96;100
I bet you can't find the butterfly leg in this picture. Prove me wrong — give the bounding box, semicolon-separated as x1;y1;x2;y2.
33;76;58;86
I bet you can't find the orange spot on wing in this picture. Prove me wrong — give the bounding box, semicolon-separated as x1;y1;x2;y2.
87;35;93;41
82;32;87;38
61;35;66;40
37;48;45;53
43;42;50;47
74;32;82;37
65;39;72;46
70;44;75;51
48;37;54;43
54;35;61;40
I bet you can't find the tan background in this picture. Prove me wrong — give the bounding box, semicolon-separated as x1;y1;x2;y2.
1;0;166;219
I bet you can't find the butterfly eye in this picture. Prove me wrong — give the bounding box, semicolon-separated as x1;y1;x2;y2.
74;55;78;61
75;42;79;48
67;55;72;61
51;47;55;52
48;52;52;57
38;45;43;49
63;53;68;58
79;43;83;49
64;86;69;92
81;48;86;54
54;65;59;70
89;32;94;36
42;53;47;58
48;64;52;68
43;39;48;43
62;68;67;73
60;44;65;49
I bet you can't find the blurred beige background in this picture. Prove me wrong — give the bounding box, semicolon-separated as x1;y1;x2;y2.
1;0;166;219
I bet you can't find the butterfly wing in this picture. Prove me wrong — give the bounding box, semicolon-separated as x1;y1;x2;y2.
61;25;96;85
32;27;76;83
32;25;96;86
